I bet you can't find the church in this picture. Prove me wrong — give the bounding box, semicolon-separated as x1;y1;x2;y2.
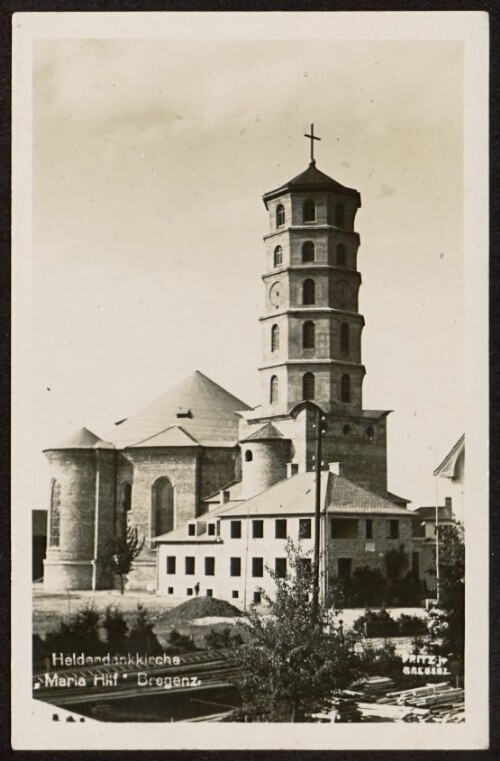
43;130;415;599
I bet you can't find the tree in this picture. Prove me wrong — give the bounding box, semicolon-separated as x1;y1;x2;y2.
428;520;465;674
44;603;103;656
127;603;163;654
101;526;145;594
228;542;358;722
102;605;128;652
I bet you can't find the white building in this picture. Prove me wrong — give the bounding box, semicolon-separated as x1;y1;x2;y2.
155;465;414;610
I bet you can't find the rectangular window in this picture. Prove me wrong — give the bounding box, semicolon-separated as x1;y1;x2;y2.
230;557;241;577
252;519;264;538
188;524;196;536
207;523;216;536
331;518;358;539
167;587;174;595
365;519;373;540
232;590;239;599
388;520;399;539
230;520;242;539
338;558;352;579
206;589;213;597
253;591;262;604
187;588;193;596
252;557;264;577
299;518;312;539
205;557;215;576
298;557;312;578
275;558;287;578
275;519;287;539
185;557;195;575
166;556;176;574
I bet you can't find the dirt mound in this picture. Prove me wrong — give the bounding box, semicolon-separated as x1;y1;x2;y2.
160;596;242;623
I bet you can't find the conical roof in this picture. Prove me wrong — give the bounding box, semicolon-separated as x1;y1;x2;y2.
263;161;360;206
240;422;287;443
46;427;114;451
107;371;250;448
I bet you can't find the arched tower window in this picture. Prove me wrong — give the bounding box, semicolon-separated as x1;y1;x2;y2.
335;202;345;226
303;372;315;400
336;243;346;265
341;374;351;403
270;375;279;404
340;323;350;355
303;199;315;222
49;479;61;548
276;204;285;227
152;477;174;538
302;320;315;349
245;450;253;462
302;279;315;305
271;324;280;352
302;241;315;263
274;245;283;267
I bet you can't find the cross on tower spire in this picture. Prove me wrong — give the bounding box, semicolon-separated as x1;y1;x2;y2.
304;123;321;164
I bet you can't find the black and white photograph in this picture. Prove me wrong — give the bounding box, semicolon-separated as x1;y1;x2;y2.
12;10;488;750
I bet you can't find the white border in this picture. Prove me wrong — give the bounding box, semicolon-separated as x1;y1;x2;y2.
12;10;489;750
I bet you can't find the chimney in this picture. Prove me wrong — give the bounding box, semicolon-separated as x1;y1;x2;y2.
328;462;344;476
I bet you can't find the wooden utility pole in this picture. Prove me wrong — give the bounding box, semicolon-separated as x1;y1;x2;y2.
312;409;325;619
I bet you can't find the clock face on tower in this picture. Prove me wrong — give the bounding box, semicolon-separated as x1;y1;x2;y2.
333;280;352;309
269;281;283;308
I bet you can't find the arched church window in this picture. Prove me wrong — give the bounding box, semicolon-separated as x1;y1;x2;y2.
245;450;253;462
302;241;315;263
270;375;279;404
302;279;315;305
336;243;346;265
341;374;351;403
343;424;351;435
303;199;315;222
49;479;61;548
335;202;345;226
274;246;283;267
366;426;375;441
271;324;280;352
276;204;285;227
152;477;174;539
303;372;315;400
340;323;350;355
302;320;315;349
122;483;132;513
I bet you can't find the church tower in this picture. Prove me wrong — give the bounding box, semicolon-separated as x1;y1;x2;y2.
259;127;364;416
240;126;391;496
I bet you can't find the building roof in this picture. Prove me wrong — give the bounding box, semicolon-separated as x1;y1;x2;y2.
45;427;115;451
262;161;360;206
433;435;465;478
106;371;250;448
154;470;413;543
127;425;200;449
240;422;287;442
412;505;454;522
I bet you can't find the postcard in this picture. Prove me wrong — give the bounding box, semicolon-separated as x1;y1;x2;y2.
11;10;489;750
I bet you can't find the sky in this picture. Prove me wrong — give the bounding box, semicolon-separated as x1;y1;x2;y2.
30;35;465;511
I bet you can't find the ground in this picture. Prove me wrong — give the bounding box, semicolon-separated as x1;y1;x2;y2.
33;585;427;650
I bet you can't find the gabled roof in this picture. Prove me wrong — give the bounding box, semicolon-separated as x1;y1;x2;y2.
434;435;465;478
45;427;114;451
240;422;287;443
127;425;200;449
154;471;414;543
106;371;250;448
205;471;413;519
413;505;454;522
262;161;360;207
